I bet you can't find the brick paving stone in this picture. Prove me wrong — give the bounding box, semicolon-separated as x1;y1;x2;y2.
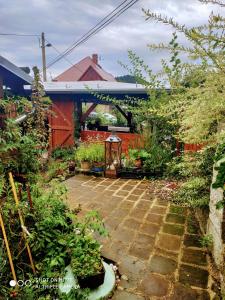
179;264;209;289
110;241;130;259
118;255;146;277
126;180;140;185
135;233;155;246
122;218;142;230
110;208;130;219
145;213;163;225
151;205;168;215
126;194;140;201
140;193;154;201
169;283;210;300
139;222;160;236
112;227;136;244
129;208;147;219
154;248;179;260
155;198;169;207
130;234;154;259
104;218;121;231
85;202;101;210
107;185;122;191
115;190;130;197
129;242;152;260
148;255;177;275
157;233;182;252
166;213;186;224
135;200;152;210
181;248;207;266
122;183;134;187
183;234;203;248
119;200;135;209
112;291;145;300
110;196;123;204
101;191;114;197
121;185;134;191
169;205;187;215
131;188;145;195
138;273;169;297
163;223;184;236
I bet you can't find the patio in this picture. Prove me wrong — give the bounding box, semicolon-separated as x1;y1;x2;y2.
65;175;211;299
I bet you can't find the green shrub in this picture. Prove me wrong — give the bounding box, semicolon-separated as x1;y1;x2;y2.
0;182;107;299
174;177;209;207
143;144;172;173
75;143;104;163
128;148;150;161
51;147;75;161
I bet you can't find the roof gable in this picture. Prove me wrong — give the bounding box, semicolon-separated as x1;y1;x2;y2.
54;56;115;82
79;65;104;81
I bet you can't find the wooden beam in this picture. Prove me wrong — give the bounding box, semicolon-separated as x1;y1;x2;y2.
114;105;128;120
80;103;98;123
0;77;3;99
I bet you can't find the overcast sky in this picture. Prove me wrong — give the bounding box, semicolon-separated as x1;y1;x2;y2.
0;0;221;80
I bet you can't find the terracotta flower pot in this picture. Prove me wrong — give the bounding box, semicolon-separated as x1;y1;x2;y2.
134;158;142;168
80;161;91;171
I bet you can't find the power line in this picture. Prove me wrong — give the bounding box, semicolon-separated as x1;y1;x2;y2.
0;33;39;37
47;0;128;67
47;0;138;68
47;0;139;69
45;39;84;75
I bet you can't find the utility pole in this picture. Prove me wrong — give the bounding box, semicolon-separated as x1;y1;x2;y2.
41;32;47;82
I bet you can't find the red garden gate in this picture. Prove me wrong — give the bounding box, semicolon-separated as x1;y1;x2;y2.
49;99;74;150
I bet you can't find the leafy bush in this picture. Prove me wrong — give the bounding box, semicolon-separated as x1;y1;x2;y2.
143;144;172;173
0;182;107;299
174;177;209;207
75;143;104;163
128;148;150;161
51;147;75;161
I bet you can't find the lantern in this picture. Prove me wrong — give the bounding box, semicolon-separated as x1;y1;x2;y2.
105;133;122;178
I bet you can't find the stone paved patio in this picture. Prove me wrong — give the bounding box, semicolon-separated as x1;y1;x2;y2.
64;175;213;299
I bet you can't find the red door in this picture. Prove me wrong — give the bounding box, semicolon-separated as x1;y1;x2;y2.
49;99;74;150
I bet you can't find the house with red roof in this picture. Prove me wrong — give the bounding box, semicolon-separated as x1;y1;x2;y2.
53;54;116;82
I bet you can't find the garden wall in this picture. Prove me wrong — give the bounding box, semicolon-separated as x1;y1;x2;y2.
207;158;225;291
80;130;143;153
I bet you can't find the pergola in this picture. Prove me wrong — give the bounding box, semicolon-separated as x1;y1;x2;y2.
0;55;148;149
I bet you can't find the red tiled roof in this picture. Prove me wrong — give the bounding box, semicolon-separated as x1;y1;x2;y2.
53;56;116;82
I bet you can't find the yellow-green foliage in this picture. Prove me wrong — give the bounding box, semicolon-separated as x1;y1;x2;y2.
144;1;225;146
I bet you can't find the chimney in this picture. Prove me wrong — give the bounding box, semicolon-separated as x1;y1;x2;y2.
92;54;98;65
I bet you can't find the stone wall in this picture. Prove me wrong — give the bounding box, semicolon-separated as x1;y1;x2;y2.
207;158;225;288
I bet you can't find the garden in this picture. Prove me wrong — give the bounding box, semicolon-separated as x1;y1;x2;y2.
1;0;225;299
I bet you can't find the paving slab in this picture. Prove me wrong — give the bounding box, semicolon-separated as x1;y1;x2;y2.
64;175;212;299
148;255;177;275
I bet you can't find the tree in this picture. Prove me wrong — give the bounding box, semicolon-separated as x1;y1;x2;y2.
143;0;225;145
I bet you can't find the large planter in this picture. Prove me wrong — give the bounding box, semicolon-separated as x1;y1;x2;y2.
78;267;105;289
80;161;91;171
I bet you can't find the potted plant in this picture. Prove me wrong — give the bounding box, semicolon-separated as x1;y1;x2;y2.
91;143;105;172
75;143;105;172
128;149;150;168
75;144;93;171
70;211;108;289
71;235;105;289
